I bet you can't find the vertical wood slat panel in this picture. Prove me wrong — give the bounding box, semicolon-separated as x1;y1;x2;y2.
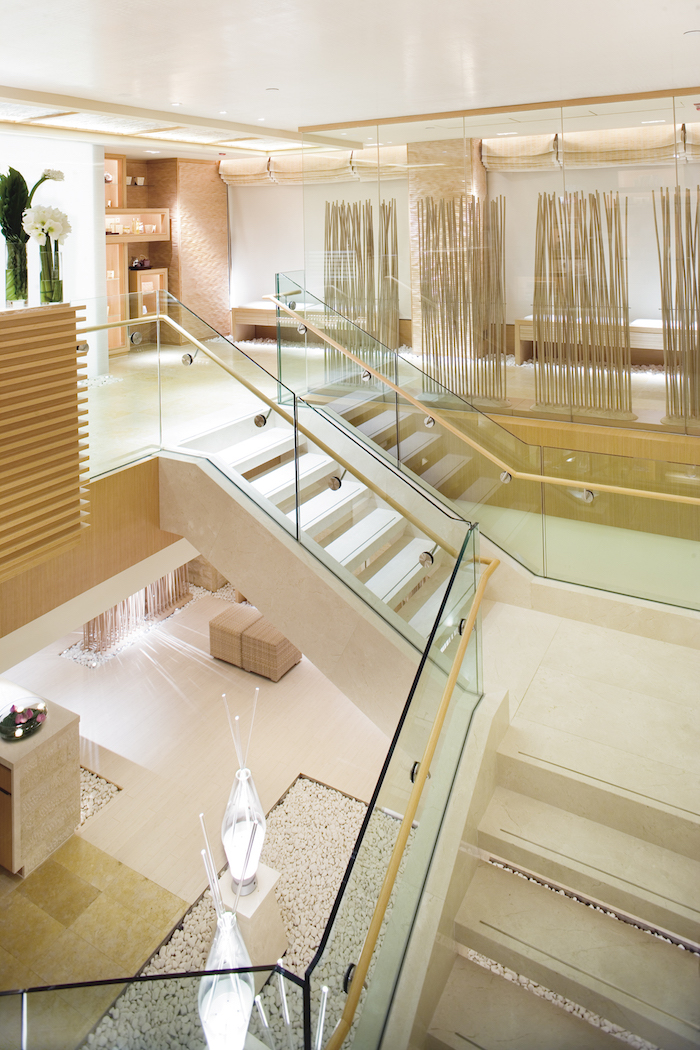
0;305;89;582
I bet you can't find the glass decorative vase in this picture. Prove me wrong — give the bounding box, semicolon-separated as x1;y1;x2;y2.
39;240;63;304
5;238;28;307
198;911;254;1050
221;767;266;897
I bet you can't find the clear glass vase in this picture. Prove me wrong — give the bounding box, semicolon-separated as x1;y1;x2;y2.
39;240;63;304
5;239;28;307
221;768;266;896
198;911;254;1050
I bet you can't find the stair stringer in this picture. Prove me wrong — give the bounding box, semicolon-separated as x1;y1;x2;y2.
158;453;420;737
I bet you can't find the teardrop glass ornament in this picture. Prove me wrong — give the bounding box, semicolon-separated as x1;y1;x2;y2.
198;911;254;1050
221;767;266;895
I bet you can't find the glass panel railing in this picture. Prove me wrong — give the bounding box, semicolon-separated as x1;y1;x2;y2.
122;292;472;653
274;273;700;610
304;526;481;1046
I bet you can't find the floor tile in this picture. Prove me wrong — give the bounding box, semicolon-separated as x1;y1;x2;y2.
70;893;166;975
52;836;124;892
102;866;187;930
16;860;99;927
31;928;123;986
0;893;65;970
19;988;93;1050
0;942;43;993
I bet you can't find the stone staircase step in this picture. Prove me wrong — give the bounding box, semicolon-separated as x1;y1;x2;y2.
288;481;366;538
323;508;404;572
364;537;436;608
455;862;700;1050
250;452;336;503
427;954;622;1050
498;717;700;860
478;786;700;943
217;427;295;474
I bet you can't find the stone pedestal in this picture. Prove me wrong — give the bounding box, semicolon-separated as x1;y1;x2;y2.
219;862;288;992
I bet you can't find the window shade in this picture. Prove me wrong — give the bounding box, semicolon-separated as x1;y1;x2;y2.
352;145;409;180
560;125;682;168
218;157;273;185
270;151;355;183
481;134;559;171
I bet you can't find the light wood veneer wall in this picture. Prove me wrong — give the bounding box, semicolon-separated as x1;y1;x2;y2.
0;459;183;640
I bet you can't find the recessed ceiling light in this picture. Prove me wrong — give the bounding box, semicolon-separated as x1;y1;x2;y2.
219;110;227;115
171;102;183;106
340;132;347;136
144;150;161;153
641;119;665;124
497;131;517;136
266;87;279;92
683;28;700;34
258;117;265;121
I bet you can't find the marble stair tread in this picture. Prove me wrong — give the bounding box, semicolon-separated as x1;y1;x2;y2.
323;508;404;572
385;429;440;463
498;717;700;860
356;408;410;441
427;954;622;1050
455;862;700;1050
250;452;335;502
287;481;365;538
478;785;700;943
326;389;382;419
364;537;434;607
216;428;295;474
419;453;470;492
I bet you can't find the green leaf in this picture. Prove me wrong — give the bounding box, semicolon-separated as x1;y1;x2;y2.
0;167;30;242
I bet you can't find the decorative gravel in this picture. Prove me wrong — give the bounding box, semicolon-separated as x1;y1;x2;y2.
79;767;120;827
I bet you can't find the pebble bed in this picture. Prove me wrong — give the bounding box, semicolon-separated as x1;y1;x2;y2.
79;767;120;827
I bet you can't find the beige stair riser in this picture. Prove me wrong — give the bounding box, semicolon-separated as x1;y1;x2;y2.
497;750;700;860
456;865;700;1050
478;830;700;945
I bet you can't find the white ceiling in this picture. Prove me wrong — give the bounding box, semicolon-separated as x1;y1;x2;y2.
0;0;699;153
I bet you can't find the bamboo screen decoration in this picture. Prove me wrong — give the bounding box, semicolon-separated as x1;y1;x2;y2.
533;191;635;419
323;198;399;379
653;186;700;423
417;194;508;405
83;565;189;653
0;304;89;583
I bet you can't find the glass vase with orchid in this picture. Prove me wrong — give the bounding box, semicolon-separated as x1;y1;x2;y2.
0;168;64;307
23;205;72;304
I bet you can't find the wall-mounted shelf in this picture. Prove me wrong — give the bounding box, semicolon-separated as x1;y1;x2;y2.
105;208;170;242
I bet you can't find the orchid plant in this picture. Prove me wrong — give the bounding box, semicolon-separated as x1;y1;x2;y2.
22;202;71;304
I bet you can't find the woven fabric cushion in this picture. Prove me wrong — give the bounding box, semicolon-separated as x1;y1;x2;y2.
209;605;263;666
241;618;301;682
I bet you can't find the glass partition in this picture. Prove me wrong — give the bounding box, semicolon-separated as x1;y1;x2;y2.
304;525;481;1045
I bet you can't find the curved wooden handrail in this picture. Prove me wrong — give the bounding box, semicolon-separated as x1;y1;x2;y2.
263;295;700;509
77;313;464;560
323;554;499;1050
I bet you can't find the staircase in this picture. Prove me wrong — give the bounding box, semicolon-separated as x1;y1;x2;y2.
427;712;700;1050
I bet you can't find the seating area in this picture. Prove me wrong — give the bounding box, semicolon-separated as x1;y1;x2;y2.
209;604;302;682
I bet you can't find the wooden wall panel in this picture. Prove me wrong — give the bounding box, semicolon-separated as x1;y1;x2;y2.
178;160;230;336
0;305;88;583
0;459;182;639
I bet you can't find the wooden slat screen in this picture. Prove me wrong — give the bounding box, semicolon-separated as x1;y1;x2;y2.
0;305;89;582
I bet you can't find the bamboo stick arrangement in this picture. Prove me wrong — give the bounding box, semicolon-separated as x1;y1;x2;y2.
416;194;507;404
533;190;634;418
653;186;700;423
323;198;399;379
83;565;189;653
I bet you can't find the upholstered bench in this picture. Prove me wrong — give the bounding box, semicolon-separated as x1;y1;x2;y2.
209;605;263;666
209;606;301;682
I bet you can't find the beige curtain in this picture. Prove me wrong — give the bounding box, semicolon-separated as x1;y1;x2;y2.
270;151;355;183
481;133;559;171
560;125;682;167
218;157;272;185
683;123;700;161
352;145;409;181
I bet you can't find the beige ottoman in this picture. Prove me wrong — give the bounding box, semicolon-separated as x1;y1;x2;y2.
241;618;302;682
209;605;263;666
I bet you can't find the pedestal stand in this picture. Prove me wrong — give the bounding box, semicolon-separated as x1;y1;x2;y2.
219;862;288;992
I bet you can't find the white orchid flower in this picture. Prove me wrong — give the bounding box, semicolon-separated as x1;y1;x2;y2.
42;169;65;181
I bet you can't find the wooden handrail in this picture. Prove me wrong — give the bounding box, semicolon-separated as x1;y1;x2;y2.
263;296;700;509
324;554;499;1050
77;313;463;560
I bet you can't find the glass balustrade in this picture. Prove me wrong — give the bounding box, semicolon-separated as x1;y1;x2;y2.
272;274;700;610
